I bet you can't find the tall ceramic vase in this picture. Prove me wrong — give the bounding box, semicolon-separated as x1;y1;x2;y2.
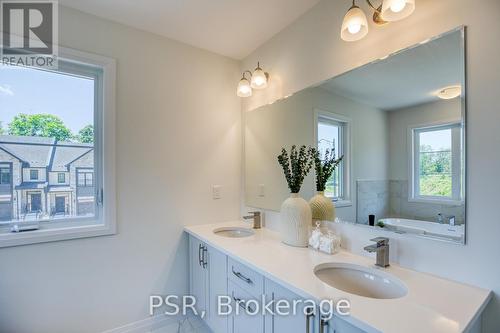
309;191;335;223
280;193;311;247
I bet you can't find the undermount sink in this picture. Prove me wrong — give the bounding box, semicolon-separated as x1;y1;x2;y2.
213;227;255;238
314;263;408;299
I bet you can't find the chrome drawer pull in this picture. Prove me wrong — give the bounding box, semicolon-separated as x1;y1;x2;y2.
232;267;253;284
198;244;203;267
319;315;329;333
233;297;255;313
306;307;315;333
202;246;208;269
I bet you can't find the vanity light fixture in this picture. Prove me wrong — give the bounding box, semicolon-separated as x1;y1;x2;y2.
340;0;415;42
237;75;252;98
341;1;369;42
437;85;462;100
236;62;269;97
380;0;415;21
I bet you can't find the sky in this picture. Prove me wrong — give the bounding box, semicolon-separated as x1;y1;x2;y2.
0;64;94;134
318;122;340;157
420;128;451;151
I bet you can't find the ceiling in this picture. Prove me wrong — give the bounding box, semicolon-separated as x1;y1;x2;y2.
59;0;322;60
320;30;463;111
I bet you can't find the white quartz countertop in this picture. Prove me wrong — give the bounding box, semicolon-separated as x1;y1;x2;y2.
184;221;492;333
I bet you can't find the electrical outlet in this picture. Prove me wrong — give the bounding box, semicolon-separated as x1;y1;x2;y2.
212;185;222;199
258;184;265;197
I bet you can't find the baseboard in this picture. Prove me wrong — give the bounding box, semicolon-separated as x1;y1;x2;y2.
101;314;207;333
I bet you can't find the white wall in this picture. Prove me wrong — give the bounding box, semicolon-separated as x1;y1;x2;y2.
0;6;242;333
242;0;500;331
245;86;387;223
388;98;462;180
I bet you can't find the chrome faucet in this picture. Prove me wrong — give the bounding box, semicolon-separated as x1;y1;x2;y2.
448;215;456;226
438;213;456;226
243;211;261;229
364;237;390;268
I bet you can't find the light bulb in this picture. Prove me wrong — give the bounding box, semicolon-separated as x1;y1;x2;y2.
237;77;252;97
347;23;361;34
251;67;268;89
390;0;406;13
381;0;415;21
340;5;369;42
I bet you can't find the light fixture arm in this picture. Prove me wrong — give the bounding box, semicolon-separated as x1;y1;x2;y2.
365;0;381;12
241;70;253;80
364;0;388;25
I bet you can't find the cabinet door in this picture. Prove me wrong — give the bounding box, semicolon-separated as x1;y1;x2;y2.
189;235;207;318
326;316;366;333
228;280;264;333
206;244;228;333
264;279;313;333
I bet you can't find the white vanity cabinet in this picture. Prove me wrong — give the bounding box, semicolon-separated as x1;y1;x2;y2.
264;279;314;333
320;316;365;333
189;234;366;333
189;235;228;333
189;236;208;317
228;280;265;333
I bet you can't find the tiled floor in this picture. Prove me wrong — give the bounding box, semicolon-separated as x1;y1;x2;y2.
149;317;211;333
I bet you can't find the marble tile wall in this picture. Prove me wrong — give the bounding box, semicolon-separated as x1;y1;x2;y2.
356;180;465;225
356;180;390;224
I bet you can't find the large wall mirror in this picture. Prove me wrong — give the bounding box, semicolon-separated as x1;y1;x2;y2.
245;27;466;244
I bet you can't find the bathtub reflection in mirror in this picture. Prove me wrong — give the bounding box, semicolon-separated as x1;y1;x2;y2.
244;27;466;243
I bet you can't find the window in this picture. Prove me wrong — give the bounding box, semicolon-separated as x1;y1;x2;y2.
0;168;10;185
315;110;351;205
58;173;65;183
0;47;116;248
77;171;93;187
410;123;462;202
30;170;39;180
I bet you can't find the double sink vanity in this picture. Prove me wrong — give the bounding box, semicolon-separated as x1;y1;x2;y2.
185;26;492;333
185;221;490;333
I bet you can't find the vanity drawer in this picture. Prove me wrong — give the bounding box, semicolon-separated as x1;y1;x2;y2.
228;280;264;333
228;257;264;297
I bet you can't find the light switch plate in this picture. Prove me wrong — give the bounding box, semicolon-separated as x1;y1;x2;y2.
258;184;265;197
212;185;222;199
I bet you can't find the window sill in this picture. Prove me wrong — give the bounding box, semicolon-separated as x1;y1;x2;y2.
332;199;352;208
0;222;116;248
408;197;464;206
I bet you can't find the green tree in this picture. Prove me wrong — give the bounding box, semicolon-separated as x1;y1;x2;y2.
419;144;452;196
77;125;94;143
0;122;4;135
8;114;73;141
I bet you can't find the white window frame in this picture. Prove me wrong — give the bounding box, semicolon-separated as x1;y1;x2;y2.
408;120;463;205
314;109;352;207
0;46;116;248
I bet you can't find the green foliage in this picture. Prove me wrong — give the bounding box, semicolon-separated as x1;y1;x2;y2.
313;147;343;192
0;122;4;135
8;114;73;141
419;144;452;197
277;145;315;193
77;125;94;143
420;174;452;197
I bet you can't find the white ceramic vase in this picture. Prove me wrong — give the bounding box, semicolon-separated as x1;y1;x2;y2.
309;191;335;223
280;193;311;247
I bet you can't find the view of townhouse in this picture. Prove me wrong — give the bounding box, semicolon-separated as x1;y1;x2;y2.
0;64;95;224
